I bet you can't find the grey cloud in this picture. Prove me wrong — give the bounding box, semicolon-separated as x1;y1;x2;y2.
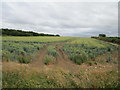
1;2;118;37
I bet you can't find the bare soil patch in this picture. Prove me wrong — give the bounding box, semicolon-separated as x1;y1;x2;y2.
29;45;48;68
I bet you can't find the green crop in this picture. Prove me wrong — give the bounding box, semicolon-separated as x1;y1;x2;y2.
63;38;118;65
47;46;59;57
3;36;73;43
43;55;56;65
2;42;45;63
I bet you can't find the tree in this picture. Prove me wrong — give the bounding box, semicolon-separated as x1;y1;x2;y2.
99;34;106;37
1;28;60;37
56;34;60;37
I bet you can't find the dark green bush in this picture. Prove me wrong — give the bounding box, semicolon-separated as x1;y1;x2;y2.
70;54;87;65
18;56;30;64
92;37;120;44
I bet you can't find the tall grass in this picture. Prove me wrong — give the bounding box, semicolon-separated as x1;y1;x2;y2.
2;66;119;88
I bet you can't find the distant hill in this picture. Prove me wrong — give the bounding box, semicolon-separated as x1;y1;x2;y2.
0;28;60;37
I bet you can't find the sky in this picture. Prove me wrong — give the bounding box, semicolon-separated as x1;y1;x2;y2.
1;1;118;37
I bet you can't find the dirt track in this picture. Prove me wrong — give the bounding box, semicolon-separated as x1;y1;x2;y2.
29;45;48;68
29;42;79;72
3;42;118;75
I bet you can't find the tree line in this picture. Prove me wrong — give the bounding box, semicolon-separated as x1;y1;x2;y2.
0;28;60;37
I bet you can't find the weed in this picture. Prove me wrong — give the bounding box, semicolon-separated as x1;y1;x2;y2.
106;56;112;63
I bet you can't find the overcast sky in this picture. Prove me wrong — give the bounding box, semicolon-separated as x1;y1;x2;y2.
1;2;118;37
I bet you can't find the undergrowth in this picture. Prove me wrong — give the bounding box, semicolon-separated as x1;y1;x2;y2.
43;55;56;65
2;67;119;88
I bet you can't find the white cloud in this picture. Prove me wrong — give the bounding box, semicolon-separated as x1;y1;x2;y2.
1;2;118;37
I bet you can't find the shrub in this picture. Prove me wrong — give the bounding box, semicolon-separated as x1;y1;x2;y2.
106;56;112;63
43;55;56;65
47;47;59;56
92;37;120;44
18;56;30;64
98;59;105;64
2;51;11;62
87;61;94;66
99;34;106;37
70;54;87;65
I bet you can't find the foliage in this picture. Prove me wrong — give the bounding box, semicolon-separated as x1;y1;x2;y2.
47;46;59;56
45;46;58;65
2;70;58;88
70;54;87;65
2;36;72;63
99;34;106;37
91;37;120;44
43;55;56;65
1;28;60;36
2;42;44;63
63;38;118;65
2;67;119;88
3;36;73;43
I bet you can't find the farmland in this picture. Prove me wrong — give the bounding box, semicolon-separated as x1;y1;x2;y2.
2;36;119;88
2;36;73;43
63;37;118;65
2;42;45;63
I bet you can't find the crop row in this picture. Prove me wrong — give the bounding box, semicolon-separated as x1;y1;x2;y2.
2;42;45;63
63;38;118;65
3;36;73;43
43;46;59;65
